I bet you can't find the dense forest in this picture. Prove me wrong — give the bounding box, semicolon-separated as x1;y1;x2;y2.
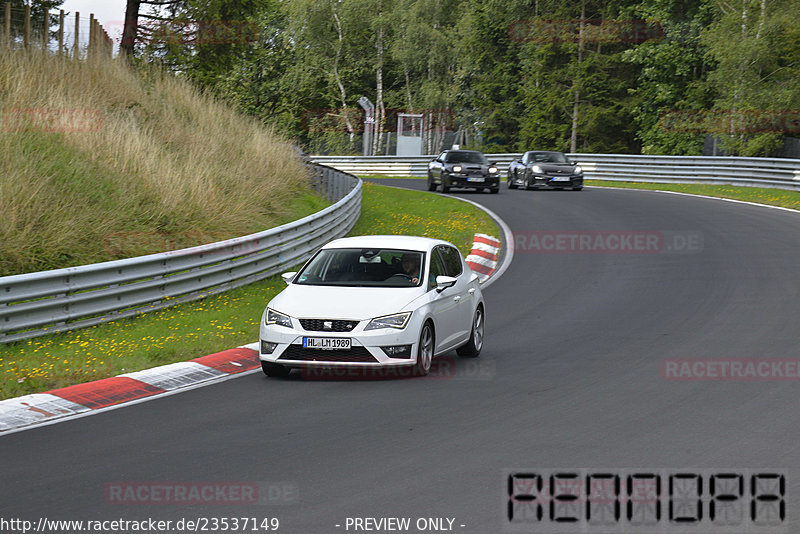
34;0;800;155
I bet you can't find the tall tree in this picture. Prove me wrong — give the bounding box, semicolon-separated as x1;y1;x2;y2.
702;0;800;155
121;0;187;57
622;0;717;154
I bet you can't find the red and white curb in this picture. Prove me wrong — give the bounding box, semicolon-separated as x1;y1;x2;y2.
466;234;501;282
0;344;260;434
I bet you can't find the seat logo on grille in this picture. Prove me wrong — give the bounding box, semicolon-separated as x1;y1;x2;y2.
323;321;333;329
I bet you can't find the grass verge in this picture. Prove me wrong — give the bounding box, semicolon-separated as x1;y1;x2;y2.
0;50;310;276
586;180;800;210
0;182;500;399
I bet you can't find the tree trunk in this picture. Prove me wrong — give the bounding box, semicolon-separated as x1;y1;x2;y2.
331;4;355;148
121;0;140;57
372;4;385;156
570;0;585;153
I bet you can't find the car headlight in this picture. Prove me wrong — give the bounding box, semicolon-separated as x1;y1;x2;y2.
365;312;412;331
453;165;462;173
488;166;498;174
265;308;292;328
574;165;583;174
531;165;543;174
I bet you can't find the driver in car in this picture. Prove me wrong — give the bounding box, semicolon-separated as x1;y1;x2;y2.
400;253;420;284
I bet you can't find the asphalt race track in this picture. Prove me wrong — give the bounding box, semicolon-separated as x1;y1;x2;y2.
2;180;800;533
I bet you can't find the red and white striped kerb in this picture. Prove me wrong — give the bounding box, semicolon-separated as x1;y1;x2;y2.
465;234;500;281
0;346;260;433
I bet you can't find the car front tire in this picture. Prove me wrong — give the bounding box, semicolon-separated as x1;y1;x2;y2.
427;172;437;191
262;361;291;378
413;321;434;376
507;174;517;189
457;305;484;358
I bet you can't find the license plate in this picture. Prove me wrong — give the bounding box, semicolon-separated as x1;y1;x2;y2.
467;177;485;182
551;176;571;182
302;337;351;350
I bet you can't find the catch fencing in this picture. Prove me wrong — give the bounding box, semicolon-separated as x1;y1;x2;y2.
2;1;112;58
0;165;361;344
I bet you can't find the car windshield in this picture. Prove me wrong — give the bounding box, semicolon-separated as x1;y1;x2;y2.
295;248;425;287
444;151;488;164
530;152;568;163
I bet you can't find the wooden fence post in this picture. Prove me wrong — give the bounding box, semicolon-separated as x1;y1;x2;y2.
73;11;79;59
58;9;64;55
88;14;94;58
23;4;29;47
42;8;49;48
4;2;10;49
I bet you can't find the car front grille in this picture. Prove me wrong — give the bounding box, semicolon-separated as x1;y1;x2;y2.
279;345;377;363
464;166;483;176
299;319;358;332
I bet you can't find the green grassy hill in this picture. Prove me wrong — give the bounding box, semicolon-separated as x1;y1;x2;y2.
0;50;323;276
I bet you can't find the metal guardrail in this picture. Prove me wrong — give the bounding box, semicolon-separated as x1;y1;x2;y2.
0;164;361;344
309;153;800;190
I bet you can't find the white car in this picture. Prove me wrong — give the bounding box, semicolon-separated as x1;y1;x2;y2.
259;235;485;377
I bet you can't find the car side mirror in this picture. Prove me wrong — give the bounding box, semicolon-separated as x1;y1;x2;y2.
281;272;297;285
489;161;498;166
435;275;457;292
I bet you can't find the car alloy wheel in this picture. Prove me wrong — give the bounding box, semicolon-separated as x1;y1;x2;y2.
507;174;516;189
427;173;437;191
457;305;484;358
413;322;434;376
